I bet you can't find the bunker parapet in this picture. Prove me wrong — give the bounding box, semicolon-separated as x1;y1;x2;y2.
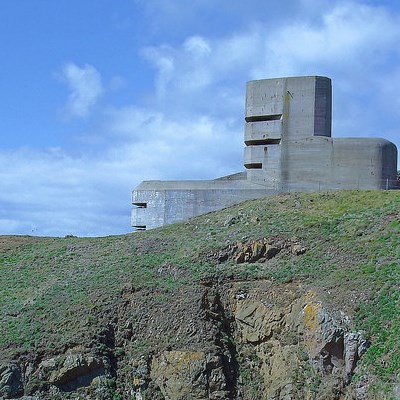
132;76;398;230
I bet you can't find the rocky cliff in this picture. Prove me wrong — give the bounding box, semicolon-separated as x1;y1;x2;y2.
0;190;399;399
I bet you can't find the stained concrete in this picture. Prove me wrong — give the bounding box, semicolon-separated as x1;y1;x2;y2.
132;76;398;230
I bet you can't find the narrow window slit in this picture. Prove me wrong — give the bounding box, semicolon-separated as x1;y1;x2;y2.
245;114;282;122
133;202;147;208
244;163;262;169
245;138;281;146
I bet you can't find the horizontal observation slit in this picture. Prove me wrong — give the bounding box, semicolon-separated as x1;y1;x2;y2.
245;114;282;123
244;162;262;169
133;202;147;208
245;138;281;146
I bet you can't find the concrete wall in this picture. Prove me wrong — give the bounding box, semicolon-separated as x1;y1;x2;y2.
132;179;274;230
245;76;332;185
282;137;398;191
245;76;331;139
132;76;398;230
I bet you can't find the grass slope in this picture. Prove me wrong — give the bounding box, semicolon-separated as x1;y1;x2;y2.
0;190;399;397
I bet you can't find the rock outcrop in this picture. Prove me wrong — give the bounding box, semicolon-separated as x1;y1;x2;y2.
211;237;306;264
0;281;372;400
230;284;370;399
47;352;105;391
0;365;23;398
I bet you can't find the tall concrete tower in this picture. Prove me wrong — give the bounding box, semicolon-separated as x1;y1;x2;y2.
244;76;332;188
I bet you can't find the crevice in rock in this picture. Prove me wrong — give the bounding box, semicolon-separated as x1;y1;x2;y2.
95;323;118;379
320;335;345;374
201;288;239;399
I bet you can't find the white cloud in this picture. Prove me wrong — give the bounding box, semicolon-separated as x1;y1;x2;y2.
183;36;211;57
103;105;243;180
143;2;400;89
141;47;175;98
142;30;260;100
261;2;400;75
0;147;133;236
0;108;242;236
59;63;104;118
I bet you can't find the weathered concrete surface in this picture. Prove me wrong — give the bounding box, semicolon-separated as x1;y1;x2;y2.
244;77;397;191
132;76;398;230
132;177;274;230
245;76;332;140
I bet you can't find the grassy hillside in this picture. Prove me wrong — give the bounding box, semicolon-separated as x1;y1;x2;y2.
0;190;399;399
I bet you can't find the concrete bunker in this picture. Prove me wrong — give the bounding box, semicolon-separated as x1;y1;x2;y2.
132;76;398;230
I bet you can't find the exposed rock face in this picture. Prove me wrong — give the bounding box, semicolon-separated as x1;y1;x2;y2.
150;351;206;398
231;285;370;400
47;353;105;391
1;283;370;399
0;365;23;398
150;351;228;399
211;237;306;264
301;294;370;381
235;299;283;344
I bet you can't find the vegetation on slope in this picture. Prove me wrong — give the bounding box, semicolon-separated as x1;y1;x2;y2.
0;190;399;398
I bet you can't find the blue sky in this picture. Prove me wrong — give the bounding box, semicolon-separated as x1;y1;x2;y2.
0;0;399;237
